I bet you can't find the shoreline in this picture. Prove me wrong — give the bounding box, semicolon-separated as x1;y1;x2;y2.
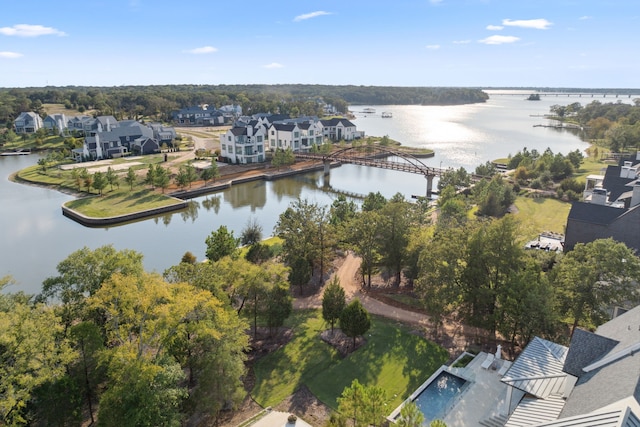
60;160;342;227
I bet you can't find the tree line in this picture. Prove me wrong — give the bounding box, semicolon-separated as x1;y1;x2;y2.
0;85;489;126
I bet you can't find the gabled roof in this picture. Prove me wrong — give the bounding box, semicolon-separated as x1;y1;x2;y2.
537;397;640;427
567;202;627;226
320;117;356;127
501;337;569;399
270;123;296;131
559;305;640;419
505;395;566;427
562;328;619;377
602;164;639;203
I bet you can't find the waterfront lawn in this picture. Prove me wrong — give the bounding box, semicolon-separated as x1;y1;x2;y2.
251;310;448;410
65;189;183;218
514;196;571;239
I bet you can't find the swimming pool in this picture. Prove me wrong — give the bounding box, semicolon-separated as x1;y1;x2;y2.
412;371;467;422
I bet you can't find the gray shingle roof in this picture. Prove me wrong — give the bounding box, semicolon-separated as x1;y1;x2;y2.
563;328;619;377
559;306;640;419
567;202;627;226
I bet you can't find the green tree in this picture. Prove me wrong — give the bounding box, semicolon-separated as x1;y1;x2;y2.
68;321;105;425
378;194;412;286
105;166;118;190
205;225;239;262
337;379;366;427
416;224;468;338
201;160;219;184
339;299;371;350
240;217;263;246
155;165;170;193
364;386;387;427
362;191;387;212
0;290;76;426
347;210;381;288
322;276;346;333
92;171;107;196
39;245;144;332
289;256;312;296
264;284;292;336
145;164;157;189
397;402;424;427
125;166;137;190
275;198;332;283
554;238;640;336
97;347;186;427
71;167;83;190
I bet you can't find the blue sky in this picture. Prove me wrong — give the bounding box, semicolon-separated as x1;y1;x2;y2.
1;0;638;88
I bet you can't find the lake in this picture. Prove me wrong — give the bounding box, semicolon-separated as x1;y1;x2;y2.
0;91;619;295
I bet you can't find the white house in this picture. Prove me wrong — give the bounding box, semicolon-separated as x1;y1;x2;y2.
320;117;361;141
220;123;266;164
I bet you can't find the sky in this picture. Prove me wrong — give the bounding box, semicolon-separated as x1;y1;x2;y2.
1;0;639;89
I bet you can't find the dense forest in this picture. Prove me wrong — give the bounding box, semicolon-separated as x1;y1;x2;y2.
549;98;640;152
0;85;488;125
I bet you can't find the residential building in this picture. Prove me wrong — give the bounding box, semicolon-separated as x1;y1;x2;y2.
490;305;640;426
13;112;43;134
564;152;640;251
73;117;174;161
43;113;67;135
266;116;323;152
220;123;266;164
320;117;361;141
171;105;227;126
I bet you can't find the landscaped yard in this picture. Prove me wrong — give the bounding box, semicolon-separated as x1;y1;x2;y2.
65;189;184;218
251;309;448;410
514;196;572;239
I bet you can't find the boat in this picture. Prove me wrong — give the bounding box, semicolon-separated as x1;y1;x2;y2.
0;149;31;156
362;108;376;114
381;112;393;118
526;94;541;101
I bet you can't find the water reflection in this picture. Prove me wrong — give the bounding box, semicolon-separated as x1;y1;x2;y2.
224;180;267;210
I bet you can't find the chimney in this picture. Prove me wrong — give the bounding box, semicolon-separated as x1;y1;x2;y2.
632;183;640;208
591;188;608;205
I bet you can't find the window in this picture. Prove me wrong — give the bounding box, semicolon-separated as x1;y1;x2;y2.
294;131;299;138
228;136;231;141
257;136;263;142
310;130;314;136
229;146;233;153
222;144;226;150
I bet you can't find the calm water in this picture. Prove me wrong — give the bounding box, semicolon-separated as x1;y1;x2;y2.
412;371;466;422
0;91;615;294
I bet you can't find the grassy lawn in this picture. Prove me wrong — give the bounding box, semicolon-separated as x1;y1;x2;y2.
252;310;448;410
65;189;183;218
514;196;571;239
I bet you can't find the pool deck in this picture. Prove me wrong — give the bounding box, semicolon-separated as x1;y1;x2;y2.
443;352;514;427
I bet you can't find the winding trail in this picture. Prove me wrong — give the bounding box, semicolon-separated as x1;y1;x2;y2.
293;252;430;327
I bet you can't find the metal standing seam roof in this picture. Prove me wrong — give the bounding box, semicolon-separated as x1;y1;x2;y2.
505;395;567;427
501;337;569;399
533;399;640;427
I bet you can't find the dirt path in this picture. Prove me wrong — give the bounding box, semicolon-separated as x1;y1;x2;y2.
293;252;429;327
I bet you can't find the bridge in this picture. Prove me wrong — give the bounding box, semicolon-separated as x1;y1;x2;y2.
294;146;447;197
490;92;640;98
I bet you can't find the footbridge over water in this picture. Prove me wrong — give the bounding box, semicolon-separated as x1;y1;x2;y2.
294;146;446;198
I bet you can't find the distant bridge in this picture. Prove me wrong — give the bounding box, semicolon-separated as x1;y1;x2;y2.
491;92;640;98
294;146;447;197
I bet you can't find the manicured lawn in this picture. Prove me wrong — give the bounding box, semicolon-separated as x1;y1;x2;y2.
65;189;184;218
251;310;448;410
514;196;572;239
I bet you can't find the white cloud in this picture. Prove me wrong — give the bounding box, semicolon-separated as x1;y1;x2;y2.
452;40;471;44
486;25;504;31
478;35;520;45
429;0;443;4
579;16;592;20
293;11;331;22
502;18;552;29
184;46;218;54
0;24;66;37
0;51;23;58
426;44;440;50
263;62;284;69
